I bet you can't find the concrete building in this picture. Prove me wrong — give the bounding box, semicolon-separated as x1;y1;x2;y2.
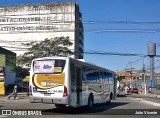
117;70;160;88
0;2;84;59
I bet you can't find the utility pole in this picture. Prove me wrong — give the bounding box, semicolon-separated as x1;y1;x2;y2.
143;58;146;94
130;65;132;84
130;63;136;88
125;62;135;88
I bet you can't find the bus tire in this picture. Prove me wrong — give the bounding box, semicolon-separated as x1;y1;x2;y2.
55;104;66;109
106;93;112;105
87;94;94;109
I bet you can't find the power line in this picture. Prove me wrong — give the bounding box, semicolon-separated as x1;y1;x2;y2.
0;28;160;34
0;46;159;57
83;20;160;25
124;56;147;71
1;14;160;25
1;20;160;25
0;47;148;56
86;29;160;33
77;51;145;56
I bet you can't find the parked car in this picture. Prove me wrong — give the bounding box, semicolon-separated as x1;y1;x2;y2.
130;88;139;94
7;82;29;93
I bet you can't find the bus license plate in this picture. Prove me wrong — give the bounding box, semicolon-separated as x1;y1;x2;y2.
44;93;51;96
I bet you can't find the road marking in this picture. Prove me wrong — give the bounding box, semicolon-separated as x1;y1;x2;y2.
136;98;160;107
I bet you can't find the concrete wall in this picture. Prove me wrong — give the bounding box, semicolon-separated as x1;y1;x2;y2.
0;2;83;59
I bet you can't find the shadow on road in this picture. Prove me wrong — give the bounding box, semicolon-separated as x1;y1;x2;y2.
117;94;127;97
42;102;129;115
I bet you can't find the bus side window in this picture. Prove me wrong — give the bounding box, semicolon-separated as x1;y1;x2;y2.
103;72;108;83
82;66;86;81
82;72;86;81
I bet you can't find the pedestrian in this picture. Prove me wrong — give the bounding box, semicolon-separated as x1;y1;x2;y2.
7;85;18;100
124;85;129;95
140;87;143;94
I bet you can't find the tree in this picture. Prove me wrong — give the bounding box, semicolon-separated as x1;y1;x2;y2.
17;36;73;66
16;66;29;78
6;55;16;72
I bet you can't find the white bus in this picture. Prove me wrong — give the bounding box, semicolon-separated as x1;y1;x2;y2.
29;57;116;108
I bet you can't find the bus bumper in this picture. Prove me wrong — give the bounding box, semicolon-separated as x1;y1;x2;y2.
29;95;70;105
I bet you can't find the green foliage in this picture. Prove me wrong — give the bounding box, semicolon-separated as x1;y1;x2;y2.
17;36;73;66
6;55;16;72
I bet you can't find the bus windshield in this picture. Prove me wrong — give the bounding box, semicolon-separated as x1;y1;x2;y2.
33;60;66;74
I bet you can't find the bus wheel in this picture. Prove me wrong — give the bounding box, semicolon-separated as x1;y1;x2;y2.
106;93;112;105
88;94;94;109
55;104;66;109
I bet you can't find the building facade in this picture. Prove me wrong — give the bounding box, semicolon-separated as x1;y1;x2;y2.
0;2;84;59
0;47;16;94
117;70;160;88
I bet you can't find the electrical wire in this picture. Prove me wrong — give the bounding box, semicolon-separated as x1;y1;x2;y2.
1;45;159;57
0;28;160;34
1;14;160;25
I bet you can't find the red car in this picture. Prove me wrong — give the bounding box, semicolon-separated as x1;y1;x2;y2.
131;88;138;94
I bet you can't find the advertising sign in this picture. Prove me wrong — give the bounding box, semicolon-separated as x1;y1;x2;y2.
34;60;55;73
0;54;5;67
0;55;5;95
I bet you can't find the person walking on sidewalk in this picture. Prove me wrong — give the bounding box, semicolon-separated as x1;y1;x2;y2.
7;85;18;100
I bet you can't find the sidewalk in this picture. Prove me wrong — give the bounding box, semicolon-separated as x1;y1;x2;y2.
125;92;160;98
0;92;28;101
136;93;160;98
126;92;160;106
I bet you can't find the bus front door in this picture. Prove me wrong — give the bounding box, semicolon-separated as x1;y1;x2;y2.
75;67;82;105
70;63;82;107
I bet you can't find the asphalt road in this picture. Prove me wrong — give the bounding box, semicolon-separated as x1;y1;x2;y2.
0;94;160;118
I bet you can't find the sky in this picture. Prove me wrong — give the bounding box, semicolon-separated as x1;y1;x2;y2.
0;0;160;72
